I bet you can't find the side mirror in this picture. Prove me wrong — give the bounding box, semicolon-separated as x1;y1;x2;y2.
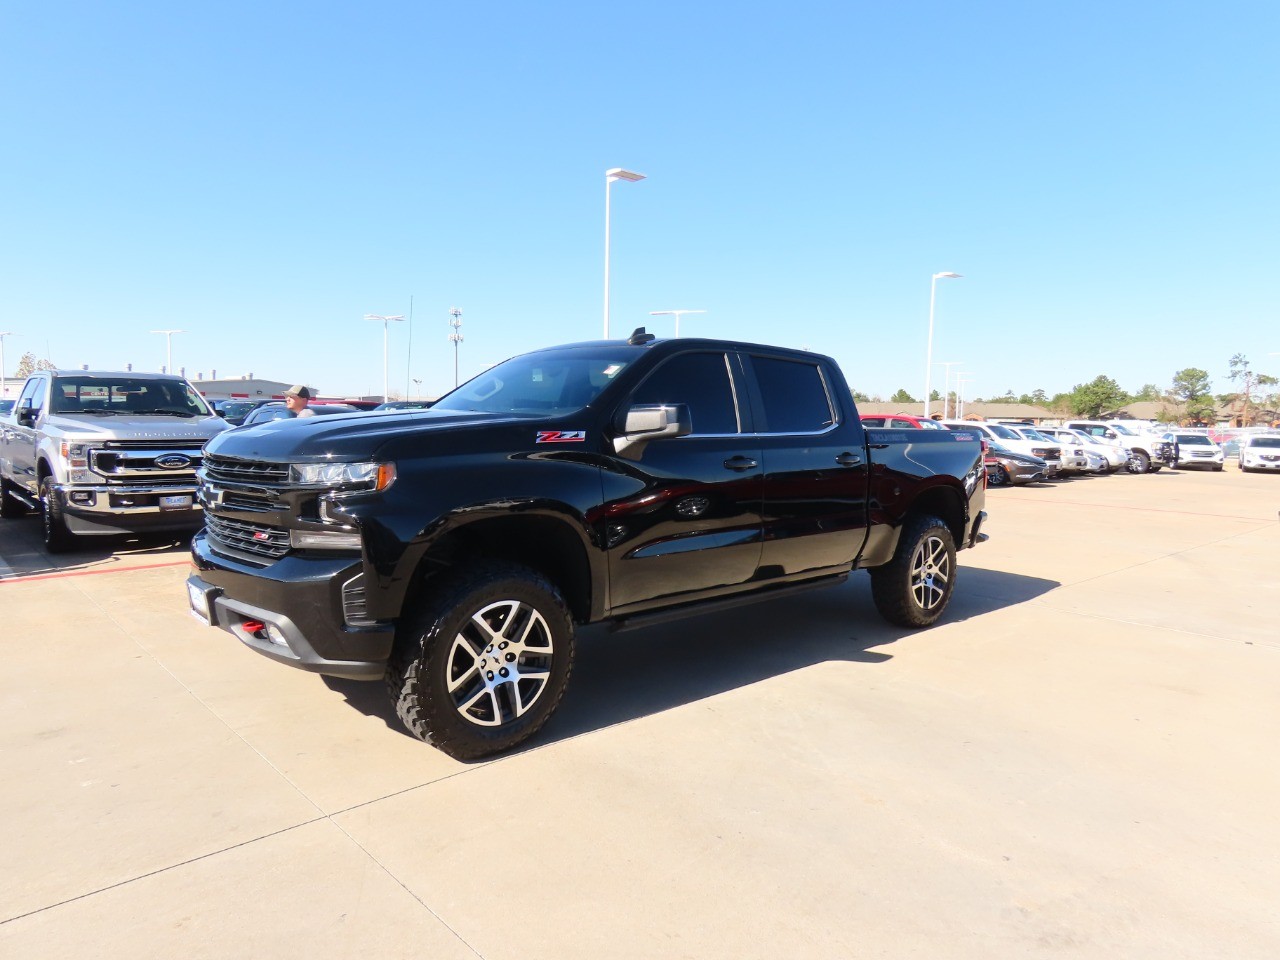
17;401;34;427
613;403;692;458
1104;430;1117;440
215;409;227;418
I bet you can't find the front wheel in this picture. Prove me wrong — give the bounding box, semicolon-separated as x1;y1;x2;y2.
1127;451;1151;474
40;477;77;553
386;562;575;760
986;465;1008;487
870;514;958;629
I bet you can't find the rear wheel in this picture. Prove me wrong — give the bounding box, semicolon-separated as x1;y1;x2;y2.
386;562;575;760
986;465;1008;486
870;514;957;629
40;477;77;553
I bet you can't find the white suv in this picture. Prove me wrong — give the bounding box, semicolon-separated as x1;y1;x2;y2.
1167;432;1225;471
940;420;1062;476
1237;434;1280;472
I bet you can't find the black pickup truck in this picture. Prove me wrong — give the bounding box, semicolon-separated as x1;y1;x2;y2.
187;331;987;758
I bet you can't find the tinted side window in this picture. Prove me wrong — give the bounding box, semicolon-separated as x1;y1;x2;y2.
19;378;45;417
630;352;739;435
750;356;834;434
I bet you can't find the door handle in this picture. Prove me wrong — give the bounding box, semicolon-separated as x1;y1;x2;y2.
836;452;863;467
723;456;758;472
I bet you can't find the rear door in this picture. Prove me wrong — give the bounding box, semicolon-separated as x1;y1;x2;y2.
743;353;870;578
603;350;763;612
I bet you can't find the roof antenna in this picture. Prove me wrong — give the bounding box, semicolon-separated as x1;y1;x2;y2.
628;327;656;345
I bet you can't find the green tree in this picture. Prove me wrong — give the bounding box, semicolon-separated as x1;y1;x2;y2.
852;390;870;403
1068;375;1129;418
1170;367;1214;423
1133;383;1164;402
1224;353;1278;424
889;388;916;404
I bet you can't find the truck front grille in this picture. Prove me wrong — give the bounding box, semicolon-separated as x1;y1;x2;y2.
205;514;290;560
203;455;290;485
91;441;205;480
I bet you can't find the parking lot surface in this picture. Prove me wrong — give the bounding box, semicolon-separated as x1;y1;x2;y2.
1;468;1277;959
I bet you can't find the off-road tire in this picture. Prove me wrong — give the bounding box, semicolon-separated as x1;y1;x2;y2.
869;514;957;629
386;562;575;760
0;477;27;519
40;477;77;553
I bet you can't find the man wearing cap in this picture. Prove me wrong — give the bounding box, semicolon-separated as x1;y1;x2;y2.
284;385;315;418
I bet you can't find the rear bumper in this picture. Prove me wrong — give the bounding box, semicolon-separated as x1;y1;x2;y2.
187;531;394;680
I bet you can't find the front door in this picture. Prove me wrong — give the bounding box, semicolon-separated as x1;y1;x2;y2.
601;351;763;613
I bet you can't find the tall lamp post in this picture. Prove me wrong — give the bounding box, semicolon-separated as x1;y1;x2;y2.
936;360;964;419
604;167;646;339
0;331;14;401
364;314;405;402
648;309;706;338
923;272;962;418
448;307;464;388
150;329;185;374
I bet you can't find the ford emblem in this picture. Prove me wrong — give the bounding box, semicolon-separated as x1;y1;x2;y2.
155;454;192;469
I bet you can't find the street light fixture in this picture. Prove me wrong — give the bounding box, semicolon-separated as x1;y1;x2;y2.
923;272;962;418
604;167;646;340
412;378;422;400
364;314;406;402
936;360;964;419
448;307;464;388
648;309;706;338
150;329;185;374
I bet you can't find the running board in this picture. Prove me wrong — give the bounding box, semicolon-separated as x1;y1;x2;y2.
6;486;41;510
609;574;848;633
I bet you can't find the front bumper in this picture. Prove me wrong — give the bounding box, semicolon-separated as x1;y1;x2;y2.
54;482;204;534
1242;456;1280;470
187;531;394;680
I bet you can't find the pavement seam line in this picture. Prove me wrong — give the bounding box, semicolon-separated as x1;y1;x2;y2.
0;819;326;925
66;568;490;957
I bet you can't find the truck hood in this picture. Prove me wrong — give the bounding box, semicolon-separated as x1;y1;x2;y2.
45;413;229;442
204;408;532;462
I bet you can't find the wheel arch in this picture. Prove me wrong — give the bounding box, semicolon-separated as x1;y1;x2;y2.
396;512;597;626
904;483;967;547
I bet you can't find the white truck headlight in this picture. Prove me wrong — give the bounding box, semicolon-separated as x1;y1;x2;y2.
287;461;396;492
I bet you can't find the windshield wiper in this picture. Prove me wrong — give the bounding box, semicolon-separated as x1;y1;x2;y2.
129;409;196;418
63;408;118;416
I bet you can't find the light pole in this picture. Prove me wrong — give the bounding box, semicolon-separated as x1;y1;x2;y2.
150;329;185;374
364;314;405;402
956;377;975;419
648;309;706;338
604;167;646;339
936;360;964;419
412;378;422;400
923;272;962;418
0;331;14;401
448;307;463;388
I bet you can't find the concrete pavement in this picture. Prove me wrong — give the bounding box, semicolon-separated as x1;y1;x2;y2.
1;466;1277;958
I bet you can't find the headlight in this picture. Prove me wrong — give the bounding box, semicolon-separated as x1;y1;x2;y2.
60;442;89;468
287;461;396;492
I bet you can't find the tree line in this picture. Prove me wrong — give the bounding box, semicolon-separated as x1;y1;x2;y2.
861;353;1276;421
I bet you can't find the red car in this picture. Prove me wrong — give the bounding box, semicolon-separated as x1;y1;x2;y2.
859;414;947;430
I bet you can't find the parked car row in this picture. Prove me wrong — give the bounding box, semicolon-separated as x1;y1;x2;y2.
861;413;1277;487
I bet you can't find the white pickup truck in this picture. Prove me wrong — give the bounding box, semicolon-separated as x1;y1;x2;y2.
0;370;227;552
1063;419;1176;474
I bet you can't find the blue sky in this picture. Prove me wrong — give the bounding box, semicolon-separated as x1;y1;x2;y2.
2;1;1276;402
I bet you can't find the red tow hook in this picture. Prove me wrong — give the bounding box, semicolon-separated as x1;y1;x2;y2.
241;619;266;635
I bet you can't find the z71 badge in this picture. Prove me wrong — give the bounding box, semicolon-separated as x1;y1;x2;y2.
537;430;586;443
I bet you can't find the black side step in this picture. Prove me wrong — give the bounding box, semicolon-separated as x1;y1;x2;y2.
609;574;848;633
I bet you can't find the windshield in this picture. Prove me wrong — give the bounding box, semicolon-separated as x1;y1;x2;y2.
1109;423;1138;436
1176;435;1213;446
49;377;211;417
986;423;1019;440
1250;437;1280;449
432;348;634;416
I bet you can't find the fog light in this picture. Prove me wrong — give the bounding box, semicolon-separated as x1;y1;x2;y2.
69;491;96;506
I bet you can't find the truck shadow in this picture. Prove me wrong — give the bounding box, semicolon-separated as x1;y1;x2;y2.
0;514;193;579
323;566;1058;752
